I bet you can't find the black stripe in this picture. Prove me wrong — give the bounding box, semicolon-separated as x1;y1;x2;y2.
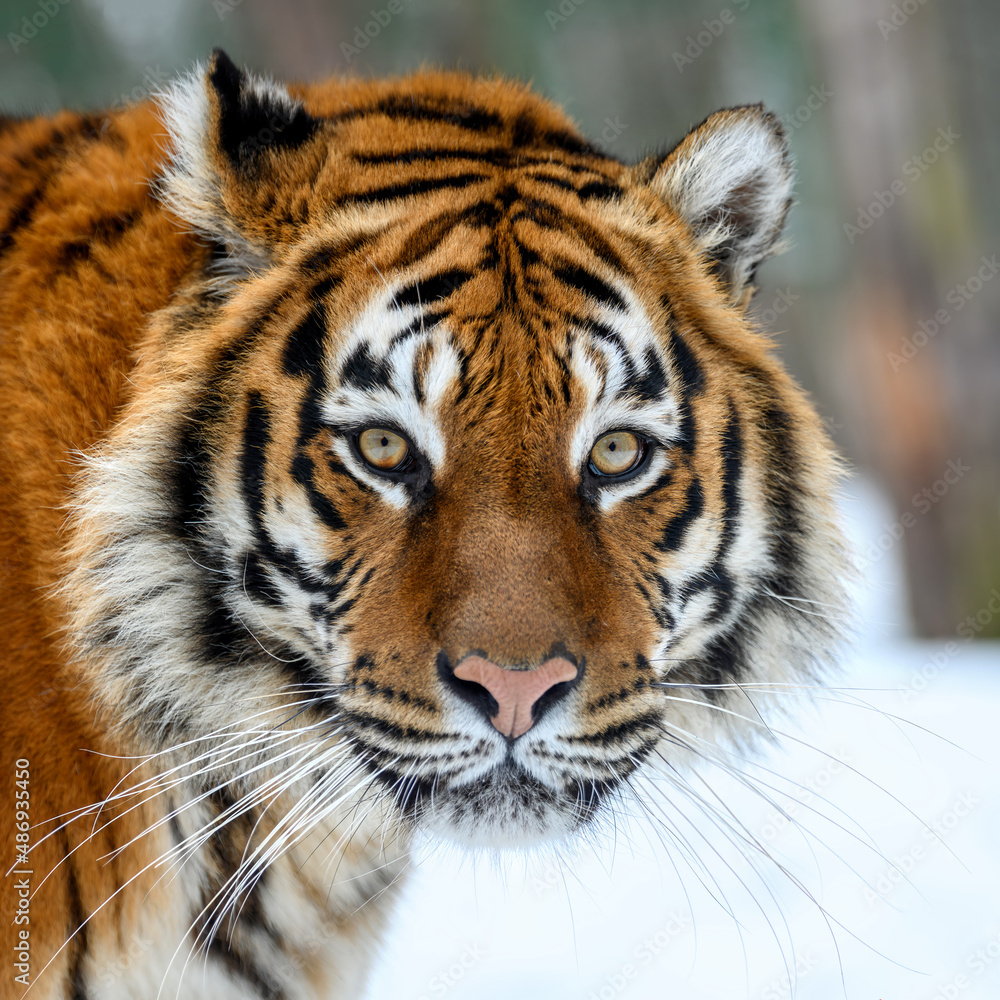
339;342;395;393
337;172;486;206
388;209;471;270
170;329;264;541
555;351;572;405
353;146;507;166
196;583;258;666
1;116;112;258
241;391;271;531
529;172;576;193
298;233;370;276
583;319;637;391
697;621;753;691
387;316;428;354
240;392;347;626
655;476;704;552
346;710;446;743
714;400;745;554
668;329;705;396
650;575;676;630
553;262;627;312
241;550;284;606
207;937;285;999
331;96;504;132
290;454;348;532
63;833;89;1000
678;566;736;620
0;184;46;255
675;406;743;617
757;402;808;599
394;268;474;307
585;318;628;354
630;347;669;402
510;109;602;157
577;180;620;200
282;302;330;377
353;145;619;176
50;209;141;275
562;712;661;748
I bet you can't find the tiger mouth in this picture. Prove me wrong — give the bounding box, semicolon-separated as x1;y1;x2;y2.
371;753;629;846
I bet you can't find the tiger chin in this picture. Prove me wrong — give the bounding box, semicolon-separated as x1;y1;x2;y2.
0;49;849;999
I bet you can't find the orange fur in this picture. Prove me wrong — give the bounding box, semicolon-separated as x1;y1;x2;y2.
1;56;846;999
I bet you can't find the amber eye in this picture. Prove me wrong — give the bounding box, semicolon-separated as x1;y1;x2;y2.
358;428;410;471
589;431;643;477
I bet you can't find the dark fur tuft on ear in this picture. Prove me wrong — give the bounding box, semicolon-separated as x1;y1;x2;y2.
643;105;793;303
207;48;317;168
157;50;322;282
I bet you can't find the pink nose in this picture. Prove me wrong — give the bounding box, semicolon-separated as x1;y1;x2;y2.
452;656;579;738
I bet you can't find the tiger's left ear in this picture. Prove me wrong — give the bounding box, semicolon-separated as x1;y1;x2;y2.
642;105;793;305
158;49;320;277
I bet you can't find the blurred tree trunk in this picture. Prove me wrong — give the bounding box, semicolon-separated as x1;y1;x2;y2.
800;0;1000;637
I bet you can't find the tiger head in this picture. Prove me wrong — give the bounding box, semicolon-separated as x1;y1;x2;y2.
68;51;848;850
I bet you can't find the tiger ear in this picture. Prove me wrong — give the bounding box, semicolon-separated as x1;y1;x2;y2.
643;105;793;304
158;49;319;277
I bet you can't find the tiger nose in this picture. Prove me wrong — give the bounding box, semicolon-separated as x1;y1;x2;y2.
448;655;581;738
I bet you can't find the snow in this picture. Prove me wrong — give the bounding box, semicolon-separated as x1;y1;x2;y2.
364;479;1000;1000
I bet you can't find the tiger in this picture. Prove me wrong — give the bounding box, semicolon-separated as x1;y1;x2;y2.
0;49;849;999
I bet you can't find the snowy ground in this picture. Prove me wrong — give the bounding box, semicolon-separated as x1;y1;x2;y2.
364;481;1000;1000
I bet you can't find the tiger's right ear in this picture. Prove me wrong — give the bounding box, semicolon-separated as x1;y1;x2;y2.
639;105;793;306
158;49;321;277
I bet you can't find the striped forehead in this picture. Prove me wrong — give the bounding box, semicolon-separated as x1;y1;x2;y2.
567;278;684;472
317;268;682;500
320;281;460;473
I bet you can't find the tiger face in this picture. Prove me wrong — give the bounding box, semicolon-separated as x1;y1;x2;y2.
69;51;848;854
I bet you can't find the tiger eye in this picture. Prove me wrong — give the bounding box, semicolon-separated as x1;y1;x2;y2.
590;431;642;476
358;428;409;470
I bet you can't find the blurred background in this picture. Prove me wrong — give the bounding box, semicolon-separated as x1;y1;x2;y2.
1;0;998;638
3;2;999;998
